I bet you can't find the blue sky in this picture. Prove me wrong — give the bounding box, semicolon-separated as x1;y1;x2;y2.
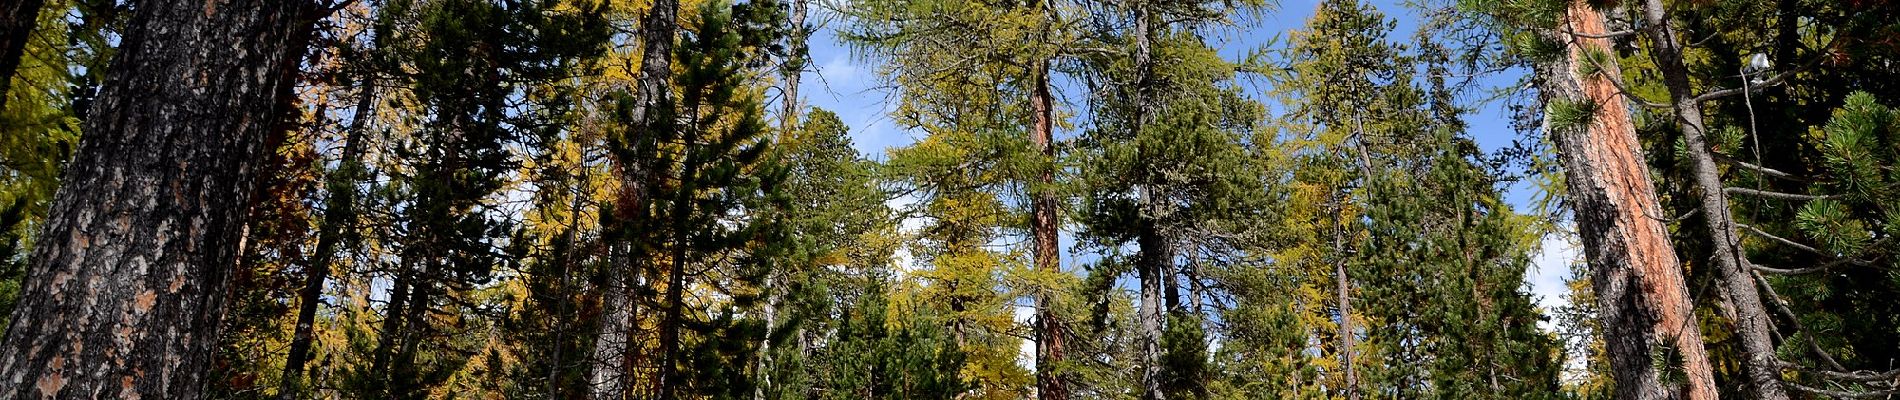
792;0;1581;351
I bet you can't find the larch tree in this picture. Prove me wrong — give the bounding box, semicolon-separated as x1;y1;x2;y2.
839;0;1080;396
1265;1;1409;395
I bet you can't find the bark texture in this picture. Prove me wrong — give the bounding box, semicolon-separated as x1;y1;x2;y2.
0;0;45;110
0;0;319;398
1542;3;1718;399
1636;1;1789;398
592;0;680;397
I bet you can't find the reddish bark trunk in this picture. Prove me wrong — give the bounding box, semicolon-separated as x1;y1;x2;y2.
1541;3;1717;399
1636;1;1789;398
1030;59;1068;400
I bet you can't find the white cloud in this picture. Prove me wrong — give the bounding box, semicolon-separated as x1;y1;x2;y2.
1527;230;1581;332
1014;304;1036;369
887;193;925;276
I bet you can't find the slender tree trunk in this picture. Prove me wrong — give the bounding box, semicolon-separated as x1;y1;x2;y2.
660;117;704;400
279;79;377;397
594;0;679;397
391;262;436;396
369;265;412;392
778;0;806;135
1636;1;1789;398
550;156;592;396
1538;3;1717;399
0;1;319;397
756;4;807;398
0;0;45;110
1029;58;1069;400
1130;4;1166;400
1331;200;1357;400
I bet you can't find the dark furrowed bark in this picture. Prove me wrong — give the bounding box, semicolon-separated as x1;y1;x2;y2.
0;0;322;398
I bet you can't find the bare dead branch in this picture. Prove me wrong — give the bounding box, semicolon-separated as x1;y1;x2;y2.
1726;187;1834;201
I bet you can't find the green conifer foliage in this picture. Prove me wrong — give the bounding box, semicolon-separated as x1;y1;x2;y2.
620;1;790;397
757;108;896;400
328;0;606;397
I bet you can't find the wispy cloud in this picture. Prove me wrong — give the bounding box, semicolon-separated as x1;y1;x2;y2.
815;55;864;94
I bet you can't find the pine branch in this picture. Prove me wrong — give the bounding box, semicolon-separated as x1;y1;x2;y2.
1753;269;1848;371
1715;153;1806;181
1782;362;1900;383
1751;263;1827;276
1694;36;1840;103
1741;223;1887;274
1724;187;1833;201
1785;381;1899;399
1562;28;1635;39
1736;222;1826;256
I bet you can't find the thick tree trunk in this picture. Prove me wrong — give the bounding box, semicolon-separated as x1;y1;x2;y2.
0;0;319;397
1029;59;1069;400
279;80;376;396
1135;221;1167;400
1540;3;1717;399
590;268;636;399
1636;1;1789;398
0;0;45;110
594;0;679;397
